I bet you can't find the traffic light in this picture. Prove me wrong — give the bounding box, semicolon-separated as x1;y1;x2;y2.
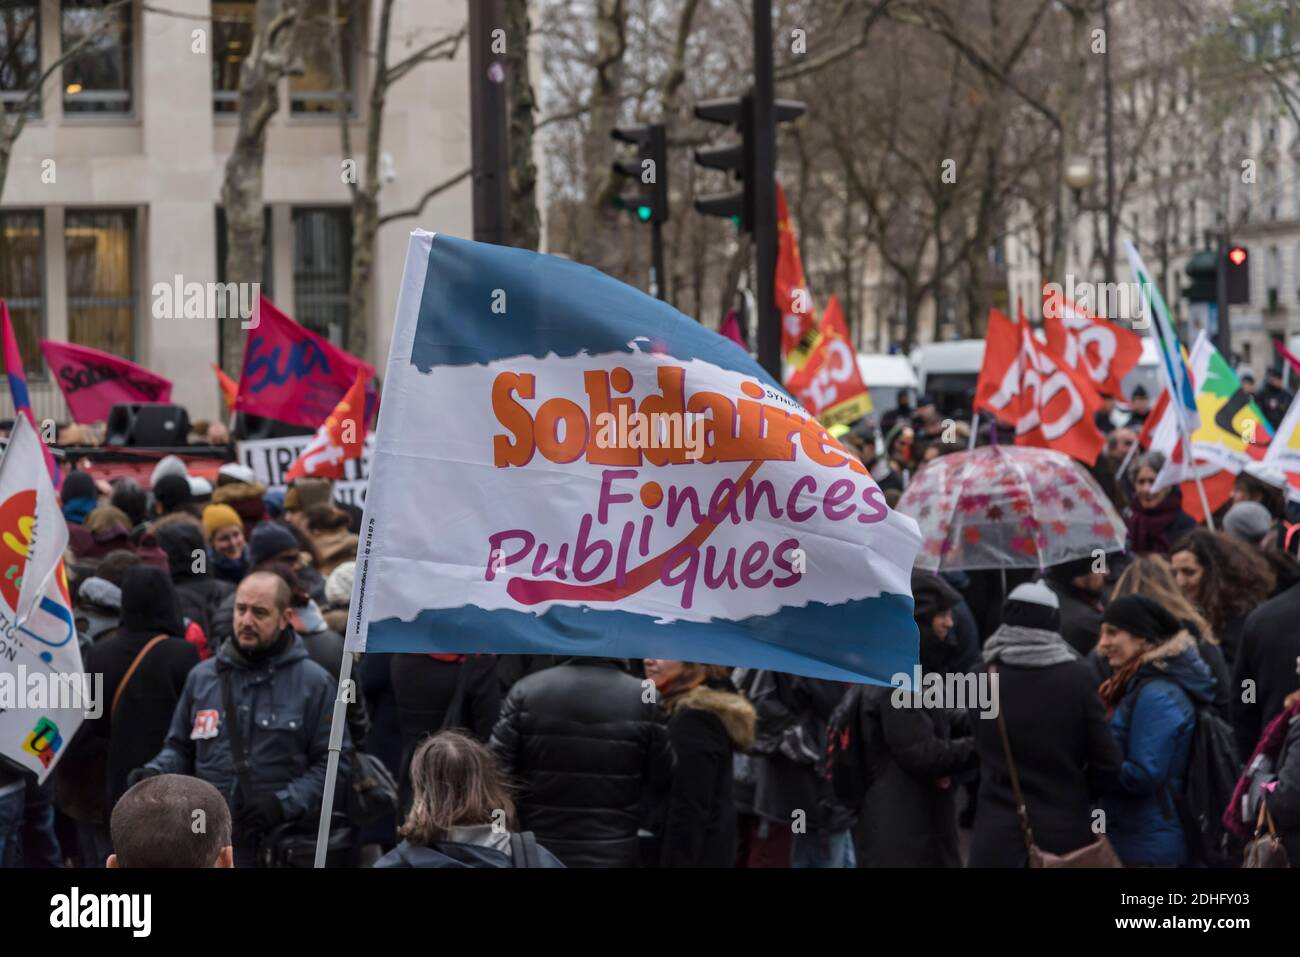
693;96;753;229
692;94;804;232
1225;245;1250;304
1183;249;1217;303
610;124;668;224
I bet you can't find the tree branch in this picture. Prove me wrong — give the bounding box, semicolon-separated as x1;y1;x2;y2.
377;167;472;225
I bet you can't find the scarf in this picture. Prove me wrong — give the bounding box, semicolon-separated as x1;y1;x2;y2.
1126;488;1186;554
210;547;250;584
982;624;1079;668
1098;654;1145;717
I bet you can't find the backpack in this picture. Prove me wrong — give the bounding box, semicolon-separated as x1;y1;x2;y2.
821;685;872;808
1176;706;1243;868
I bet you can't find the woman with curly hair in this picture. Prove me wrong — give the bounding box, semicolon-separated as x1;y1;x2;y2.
1169;529;1274;669
1110;555;1232;716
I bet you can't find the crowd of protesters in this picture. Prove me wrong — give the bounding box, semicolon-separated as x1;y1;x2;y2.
2;386;1300;870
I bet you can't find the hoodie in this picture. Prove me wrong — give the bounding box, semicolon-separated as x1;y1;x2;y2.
1103;632;1218;865
373;832;566;868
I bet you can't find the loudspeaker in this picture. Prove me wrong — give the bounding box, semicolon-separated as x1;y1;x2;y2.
233;412;314;441
106;403;191;447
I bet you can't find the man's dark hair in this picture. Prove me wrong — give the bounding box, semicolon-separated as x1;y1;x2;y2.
251;560;309;608
110;478;149;528
111;774;231;867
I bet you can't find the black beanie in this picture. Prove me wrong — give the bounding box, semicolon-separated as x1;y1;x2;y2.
911;570;962;624
1101;593;1181;644
153;473;193;513
61;469;97;503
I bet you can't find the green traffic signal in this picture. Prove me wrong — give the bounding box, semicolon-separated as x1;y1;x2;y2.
637;205;653;222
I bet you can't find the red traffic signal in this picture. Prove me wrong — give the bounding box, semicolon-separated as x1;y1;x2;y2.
1228;247;1247;266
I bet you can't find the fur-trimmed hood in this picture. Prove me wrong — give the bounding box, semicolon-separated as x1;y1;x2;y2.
667;685;756;750
1131;630;1217;706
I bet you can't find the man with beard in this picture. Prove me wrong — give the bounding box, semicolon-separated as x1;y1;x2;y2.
130;571;346;866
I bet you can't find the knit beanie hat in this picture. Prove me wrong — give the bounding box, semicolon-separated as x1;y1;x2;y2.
202;503;243;540
325;560;355;608
1101;593;1182;644
249;521;300;565
153;473;194;512
911;569;962;624
61;469;98;504
1223;501;1272;545
1002;580;1062;632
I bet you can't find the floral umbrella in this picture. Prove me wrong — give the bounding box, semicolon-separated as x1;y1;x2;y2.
896;445;1126;572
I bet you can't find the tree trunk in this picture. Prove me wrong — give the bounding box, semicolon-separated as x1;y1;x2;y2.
220;0;301;371
506;0;539;250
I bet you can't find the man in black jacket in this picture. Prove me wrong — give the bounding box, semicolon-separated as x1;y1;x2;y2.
156;521;233;653
489;657;673;867
1232;579;1300;756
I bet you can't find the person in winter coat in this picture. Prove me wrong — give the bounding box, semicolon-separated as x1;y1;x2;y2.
304;506;359;577
156;520;234;655
375;731;564;868
1125;453;1197;555
642;660;755;867
210;471;267;529
857;571;978;867
1097;594;1218;866
322;561;354;635
1258;683;1300;863
392;653;500;816
1232;576;1300;759
1104;555;1232;717
202;504;249;585
970;582;1122;867
1170;530;1273;668
489;657;673;867
132;571;349;867
1043;557;1107;656
60;469;100;525
83;566;201;811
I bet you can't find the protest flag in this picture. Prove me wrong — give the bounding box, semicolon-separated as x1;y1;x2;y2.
785;295;873;426
285;371;368;481
213;363;239;412
1042;286;1143;398
2;299;60;487
975;307;1105;465
39;340;173;424
0;416;82;782
343;231;921;684
776;183;818;368
235;295;376;429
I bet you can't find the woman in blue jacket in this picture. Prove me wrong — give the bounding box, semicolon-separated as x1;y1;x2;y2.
1097;594;1217;866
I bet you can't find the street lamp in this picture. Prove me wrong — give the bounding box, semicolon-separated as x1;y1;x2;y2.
1065;157;1095;197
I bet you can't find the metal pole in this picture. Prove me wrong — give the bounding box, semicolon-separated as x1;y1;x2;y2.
312;649;353;868
651;219;665;300
1102;0;1117;286
752;0;779;380
469;0;510;246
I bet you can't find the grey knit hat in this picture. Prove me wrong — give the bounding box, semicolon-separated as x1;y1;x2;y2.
1223;501;1272;545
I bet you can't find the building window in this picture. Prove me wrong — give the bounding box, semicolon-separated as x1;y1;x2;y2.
65;210;135;357
292;207;351;347
0;211;45;374
0;1;41;113
215;205;272;372
62;0;133;114
212;0;254;113
290;0;356;115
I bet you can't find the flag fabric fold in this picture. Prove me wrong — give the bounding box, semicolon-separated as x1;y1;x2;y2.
785;294;873;426
39;340;173;423
1042;286;1143;398
2;299;60;487
285;371;369;481
775;183;818;368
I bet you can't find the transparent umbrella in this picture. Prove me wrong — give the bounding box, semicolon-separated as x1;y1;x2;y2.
896;444;1126;572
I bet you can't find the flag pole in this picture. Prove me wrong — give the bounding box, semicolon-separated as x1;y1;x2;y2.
1177;413;1216;531
968;411;980;451
313;649;353;868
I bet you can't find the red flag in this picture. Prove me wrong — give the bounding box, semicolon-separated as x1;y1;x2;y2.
212;364;238;411
285;371;368;481
1042;287;1143;397
39;340;173;423
1275;339;1300;377
975;307;1105;465
2;299;59;486
236;295;375;428
785;295;873;426
775;183;817;366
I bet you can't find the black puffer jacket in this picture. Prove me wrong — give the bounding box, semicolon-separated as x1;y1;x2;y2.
488;658;673;868
157;523;234;652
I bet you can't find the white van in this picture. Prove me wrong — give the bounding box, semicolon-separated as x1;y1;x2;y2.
856;353;919;415
910;340;985;416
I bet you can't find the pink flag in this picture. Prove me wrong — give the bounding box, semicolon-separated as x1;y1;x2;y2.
719;309;747;349
236;295;376;428
39;340;173;423
2;299;59;486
